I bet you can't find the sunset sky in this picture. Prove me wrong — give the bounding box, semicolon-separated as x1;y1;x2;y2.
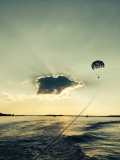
0;0;120;115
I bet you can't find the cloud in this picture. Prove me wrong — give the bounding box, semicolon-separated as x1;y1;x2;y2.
0;76;85;103
36;75;83;94
0;92;15;102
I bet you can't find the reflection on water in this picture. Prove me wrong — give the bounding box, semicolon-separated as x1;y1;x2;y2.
0;116;120;160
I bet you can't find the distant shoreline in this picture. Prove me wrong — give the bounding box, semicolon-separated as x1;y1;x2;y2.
15;115;120;117
0;113;14;116
0;113;120;117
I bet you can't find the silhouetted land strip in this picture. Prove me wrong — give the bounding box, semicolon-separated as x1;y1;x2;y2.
0;112;120;117
0;113;14;116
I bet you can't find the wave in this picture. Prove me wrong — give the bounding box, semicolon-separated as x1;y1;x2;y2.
65;132;104;143
84;120;120;131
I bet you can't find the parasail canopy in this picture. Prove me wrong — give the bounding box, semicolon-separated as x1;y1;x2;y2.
91;60;105;70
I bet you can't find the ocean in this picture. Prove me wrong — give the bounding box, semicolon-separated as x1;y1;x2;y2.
0;116;119;160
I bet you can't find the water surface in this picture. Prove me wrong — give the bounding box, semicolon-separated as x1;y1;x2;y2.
0;116;119;160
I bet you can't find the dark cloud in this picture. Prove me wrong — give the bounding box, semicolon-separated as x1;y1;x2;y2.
37;75;79;94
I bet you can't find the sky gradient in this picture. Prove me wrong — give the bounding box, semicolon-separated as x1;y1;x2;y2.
0;0;120;115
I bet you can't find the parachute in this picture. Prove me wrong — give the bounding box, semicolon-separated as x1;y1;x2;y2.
91;60;105;79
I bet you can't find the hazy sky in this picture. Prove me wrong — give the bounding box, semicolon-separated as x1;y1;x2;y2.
0;0;120;115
